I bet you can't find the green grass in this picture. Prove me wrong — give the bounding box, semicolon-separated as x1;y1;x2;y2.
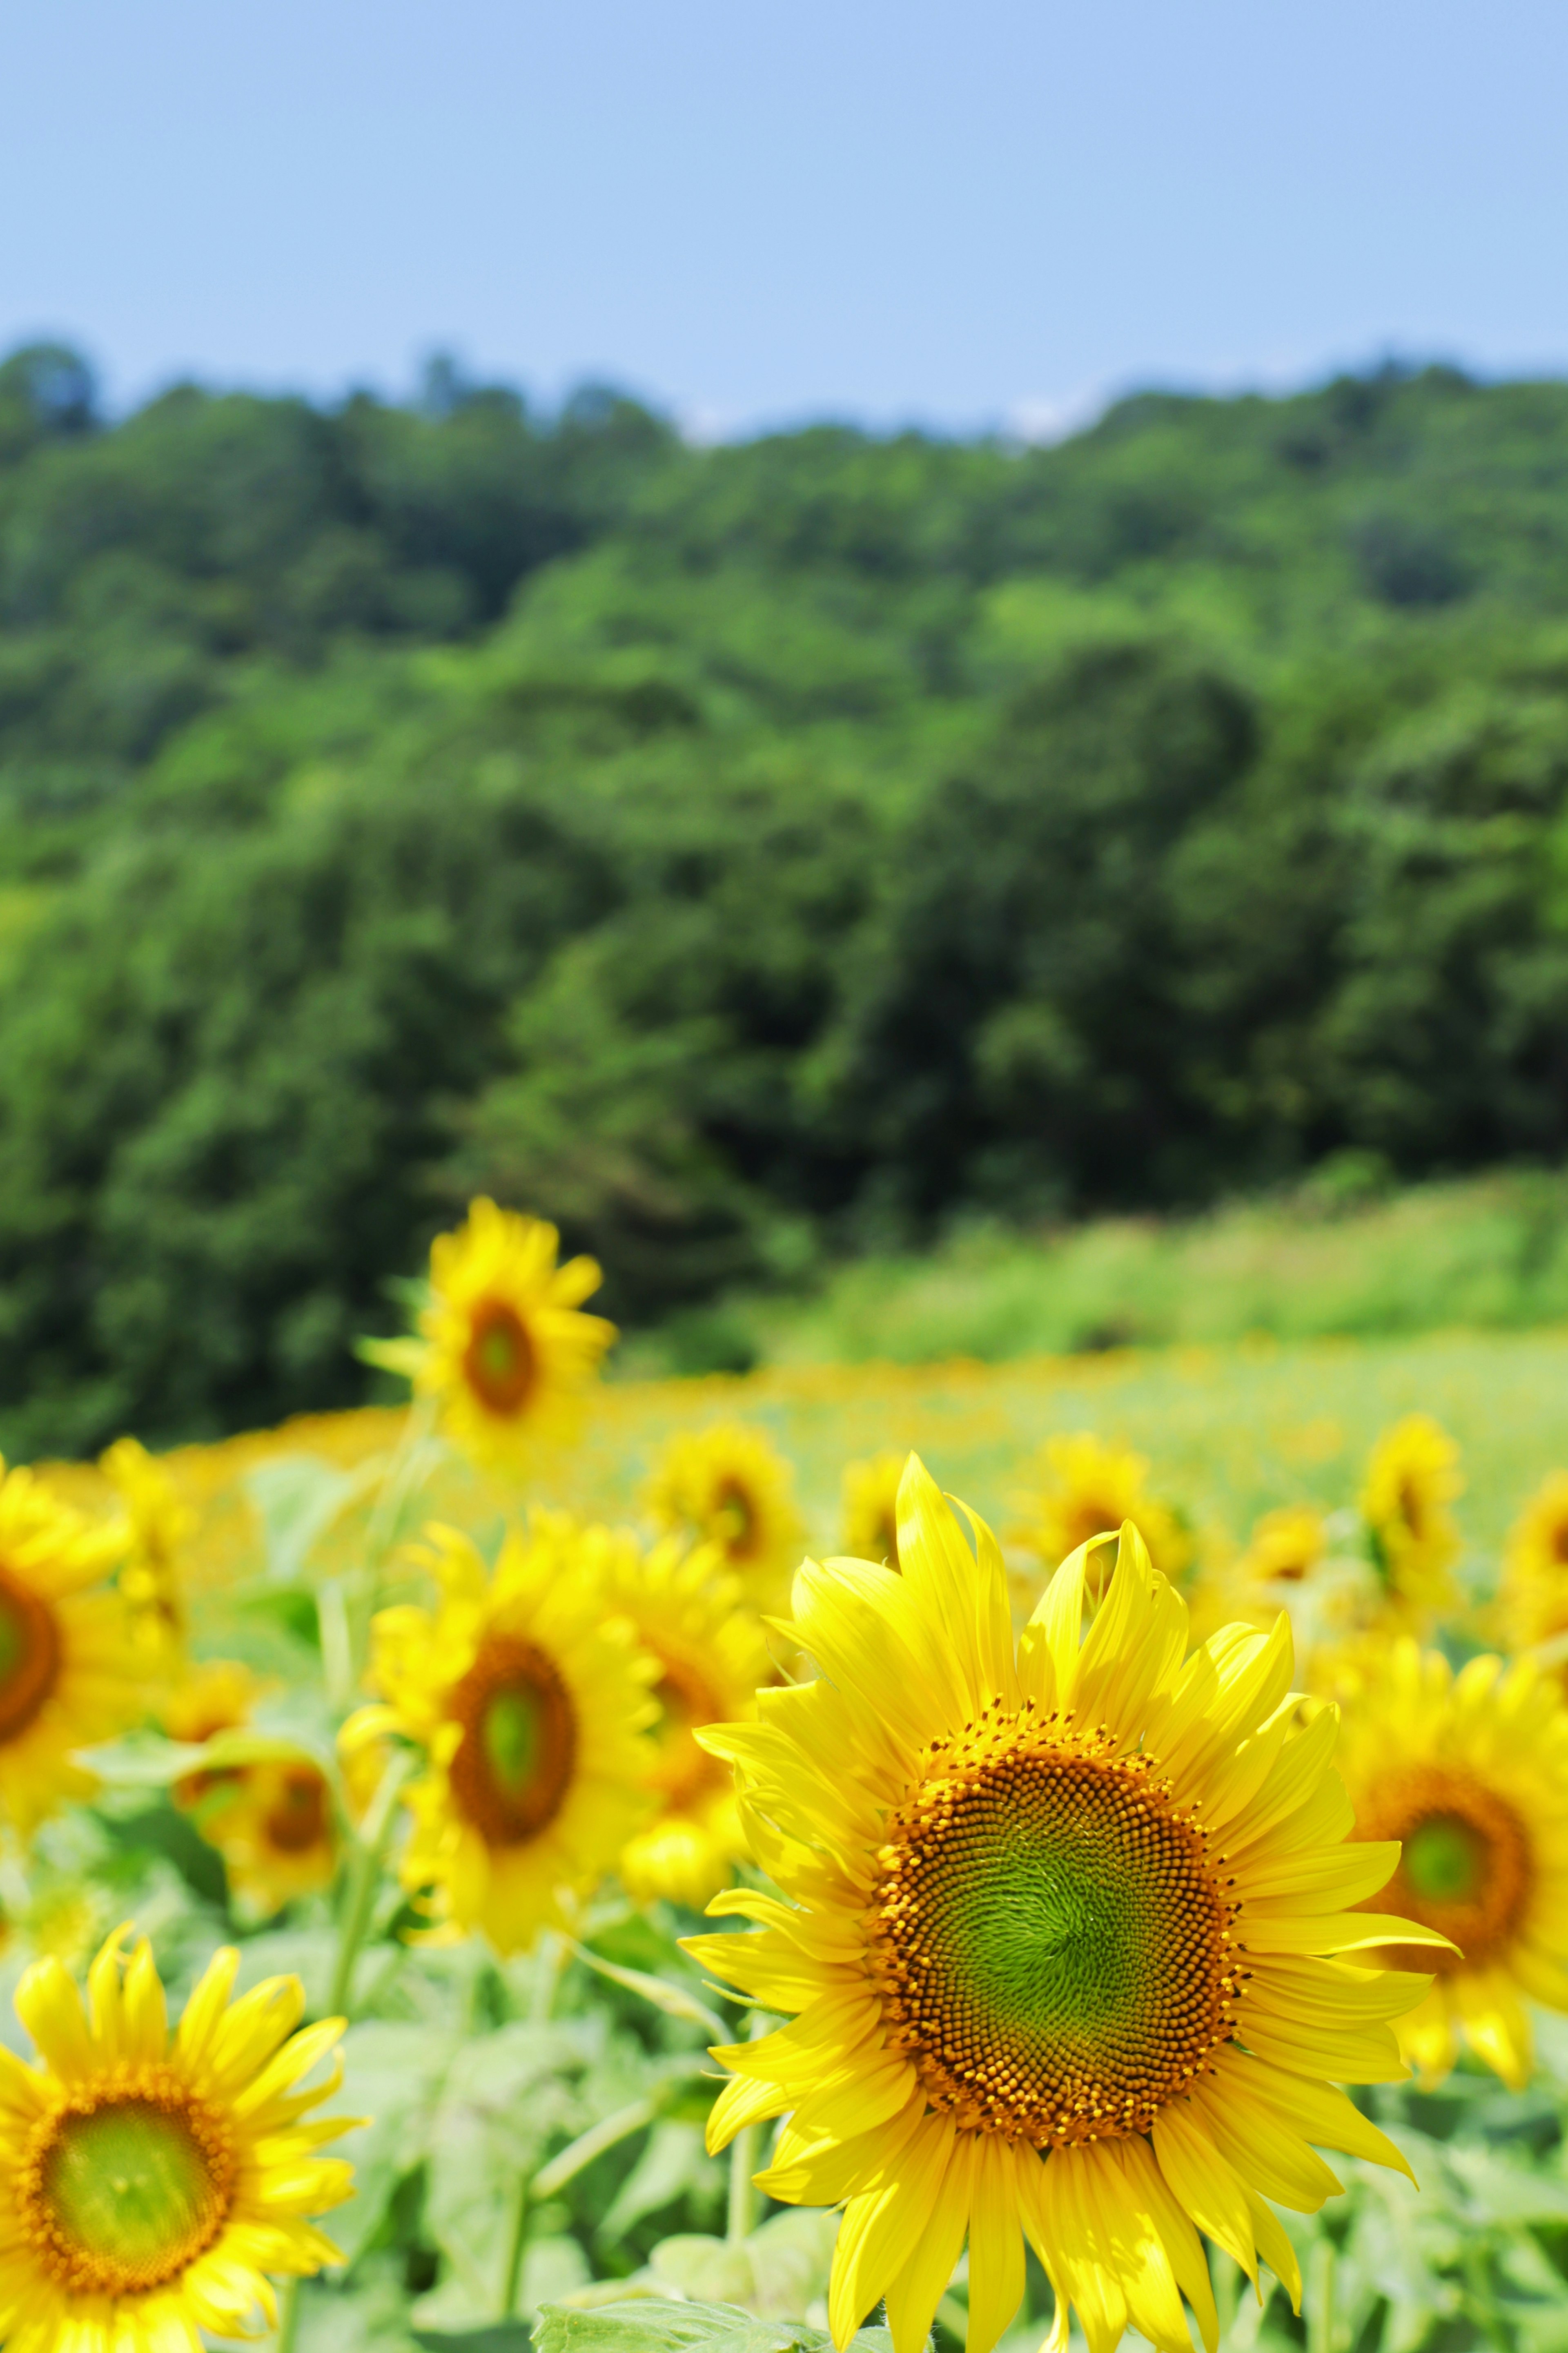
623;1166;1568;1379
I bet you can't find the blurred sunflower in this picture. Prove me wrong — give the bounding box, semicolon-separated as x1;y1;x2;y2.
1497;1472;1568;1671
0;1461;147;1836
688;1456;1435;2353
841;1453;906;1570
164;1663;343;1917
1207;1503;1370;1664
606;1535;772;1909
1240;1503;1328;1588
644;1423;804;1606
346;1515;657;1953
1339;1639;1568;2089
1360;1414;1462;1630
0;1925;355;2353
364;1197;616;1474
1011;1432;1190;1587
101;1438;193;1668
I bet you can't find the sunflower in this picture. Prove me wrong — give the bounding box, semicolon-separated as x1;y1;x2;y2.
644;1424;804;1607
101;1438;193;1668
162;1664;340;1916
364;1197;617;1474
1336;1638;1568;2090
686;1456;1439;2353
605;1536;772;1909
1497;1472;1568;1673
842;1454;906;1572
1012;1433;1190;1589
0;1925;355;2353
345;1514;657;1954
1359;1414;1462;1630
0;1460;147;1836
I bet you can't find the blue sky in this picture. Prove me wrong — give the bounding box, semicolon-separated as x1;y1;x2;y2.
5;0;1566;436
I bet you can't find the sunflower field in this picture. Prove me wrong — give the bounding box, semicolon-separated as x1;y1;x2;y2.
6;1201;1568;2353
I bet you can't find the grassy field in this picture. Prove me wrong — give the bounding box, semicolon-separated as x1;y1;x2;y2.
627;1168;1568;1381
64;1313;1568;1632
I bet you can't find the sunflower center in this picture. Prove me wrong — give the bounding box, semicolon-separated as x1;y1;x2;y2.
1552;1521;1568;1567
713;1480;758;1560
649;1650;728;1811
448;1634;577;1845
265;1765;331;1855
0;1563;62;1744
1359;1766;1532;1971
22;2075;235;2296
868;1715;1241;2148
463;1300;536;1416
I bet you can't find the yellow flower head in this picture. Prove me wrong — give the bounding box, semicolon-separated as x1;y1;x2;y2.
1012;1432;1191;1587
350;1515;657;1954
1241;1504;1328;1590
163;1663;340;1918
1359;1414;1462;1629
643;1423;804;1606
842;1453;906;1571
0;1925;354;2353
367;1197;616;1474
101;1438;194;1667
0;1461;147;1836
1337;1639;1568;2090
605;1535;773;1910
1497;1472;1568;1671
688;1456;1438;2353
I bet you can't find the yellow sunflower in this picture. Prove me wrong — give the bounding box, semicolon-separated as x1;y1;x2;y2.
163;1664;339;1916
1497;1472;1568;1673
101;1438;193;1668
1012;1433;1191;1589
606;1536;772;1909
1337;1638;1568;2090
643;1423;804;1606
0;1460;147;1836
842;1454;906;1572
345;1514;657;1954
0;1925;355;2353
686;1456;1439;2353
1359;1414;1462;1630
365;1197;616;1474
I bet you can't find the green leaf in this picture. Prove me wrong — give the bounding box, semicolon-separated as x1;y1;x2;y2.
567;1938;730;2041
533;2302;895;2352
74;1726;330;1786
333;2022;457;2264
246;1453;359;1584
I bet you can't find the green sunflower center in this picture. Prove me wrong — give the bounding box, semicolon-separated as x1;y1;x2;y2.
23;2079;235;2296
0;1563;61;1743
463;1299;536;1416
870;1729;1241;2147
713;1480;757;1559
1362;1766;1534;1974
1404;1813;1483;1904
448;1633;577;1847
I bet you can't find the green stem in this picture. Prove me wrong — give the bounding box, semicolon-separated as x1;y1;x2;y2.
1307;2241;1335;2353
1213;2248;1239;2348
499;2172;529;2321
726;2119;758;2244
726;2004;771;2244
275;2277;301;2353
530;1929;564;2022
327;1749;412;2019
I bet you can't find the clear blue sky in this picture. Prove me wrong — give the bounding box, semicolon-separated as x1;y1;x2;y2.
4;0;1566;436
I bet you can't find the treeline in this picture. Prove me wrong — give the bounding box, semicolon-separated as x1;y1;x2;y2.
3;342;1568;1450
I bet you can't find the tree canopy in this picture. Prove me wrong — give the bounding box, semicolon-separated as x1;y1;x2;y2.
6;347;1568;1449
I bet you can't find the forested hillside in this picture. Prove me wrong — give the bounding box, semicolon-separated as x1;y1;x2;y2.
5;340;1568;1451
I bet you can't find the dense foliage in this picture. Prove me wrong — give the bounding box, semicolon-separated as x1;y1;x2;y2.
6;342;1568;1448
